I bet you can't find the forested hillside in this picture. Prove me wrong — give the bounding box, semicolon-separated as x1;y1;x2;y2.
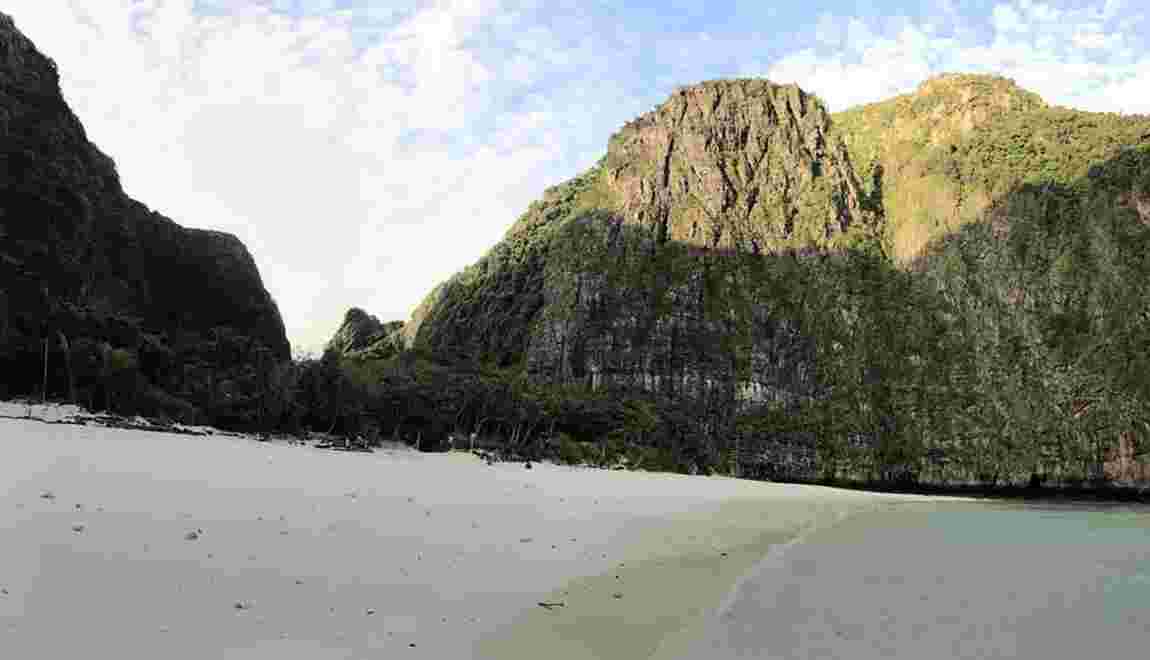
333;75;1150;489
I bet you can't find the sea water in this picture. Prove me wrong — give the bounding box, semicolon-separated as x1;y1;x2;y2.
669;499;1150;659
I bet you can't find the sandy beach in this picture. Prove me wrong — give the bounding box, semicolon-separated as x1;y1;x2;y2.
0;401;933;659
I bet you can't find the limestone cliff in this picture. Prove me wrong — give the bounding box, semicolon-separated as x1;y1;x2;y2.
0;13;288;422
391;73;1150;484
601;80;876;252
403;80;860;454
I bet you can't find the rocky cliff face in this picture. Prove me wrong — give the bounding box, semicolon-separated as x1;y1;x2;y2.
0;13;288;422
602;80;875;252
394;73;1150;484
404;80;858;452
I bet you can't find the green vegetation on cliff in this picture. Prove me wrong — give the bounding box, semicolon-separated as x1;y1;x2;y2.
351;74;1150;489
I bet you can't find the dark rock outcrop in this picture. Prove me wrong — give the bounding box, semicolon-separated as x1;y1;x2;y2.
326;307;402;358
0;13;288;422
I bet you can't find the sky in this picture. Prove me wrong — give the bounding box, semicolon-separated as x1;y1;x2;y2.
4;0;1148;357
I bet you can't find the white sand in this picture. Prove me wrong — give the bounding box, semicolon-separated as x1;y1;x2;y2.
1;401;936;659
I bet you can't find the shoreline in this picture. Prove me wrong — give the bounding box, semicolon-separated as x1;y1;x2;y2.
8;398;1148;506
657;499;1150;660
773;477;1150;506
476;492;947;660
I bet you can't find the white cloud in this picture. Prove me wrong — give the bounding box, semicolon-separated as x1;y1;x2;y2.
3;0;604;357
3;0;1147;359
765;1;1150;114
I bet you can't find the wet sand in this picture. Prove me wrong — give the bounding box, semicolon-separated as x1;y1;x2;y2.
655;500;1150;660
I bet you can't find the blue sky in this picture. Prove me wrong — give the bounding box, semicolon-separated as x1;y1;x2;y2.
5;1;1148;355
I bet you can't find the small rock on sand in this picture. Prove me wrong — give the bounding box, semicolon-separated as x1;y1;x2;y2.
40;491;55;500
71;523;85;533
366;608;376;615
612;592;623;599
184;530;200;541
234;601;252;610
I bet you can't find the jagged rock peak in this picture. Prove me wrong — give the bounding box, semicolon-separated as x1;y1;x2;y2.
602;77;872;252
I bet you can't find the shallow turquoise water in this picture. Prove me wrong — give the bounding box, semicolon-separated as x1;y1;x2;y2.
671;499;1150;660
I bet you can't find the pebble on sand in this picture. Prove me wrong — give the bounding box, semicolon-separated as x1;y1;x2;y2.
366;608;376;615
40;491;55;500
71;523;85;533
185;530;200;541
234;601;252;610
